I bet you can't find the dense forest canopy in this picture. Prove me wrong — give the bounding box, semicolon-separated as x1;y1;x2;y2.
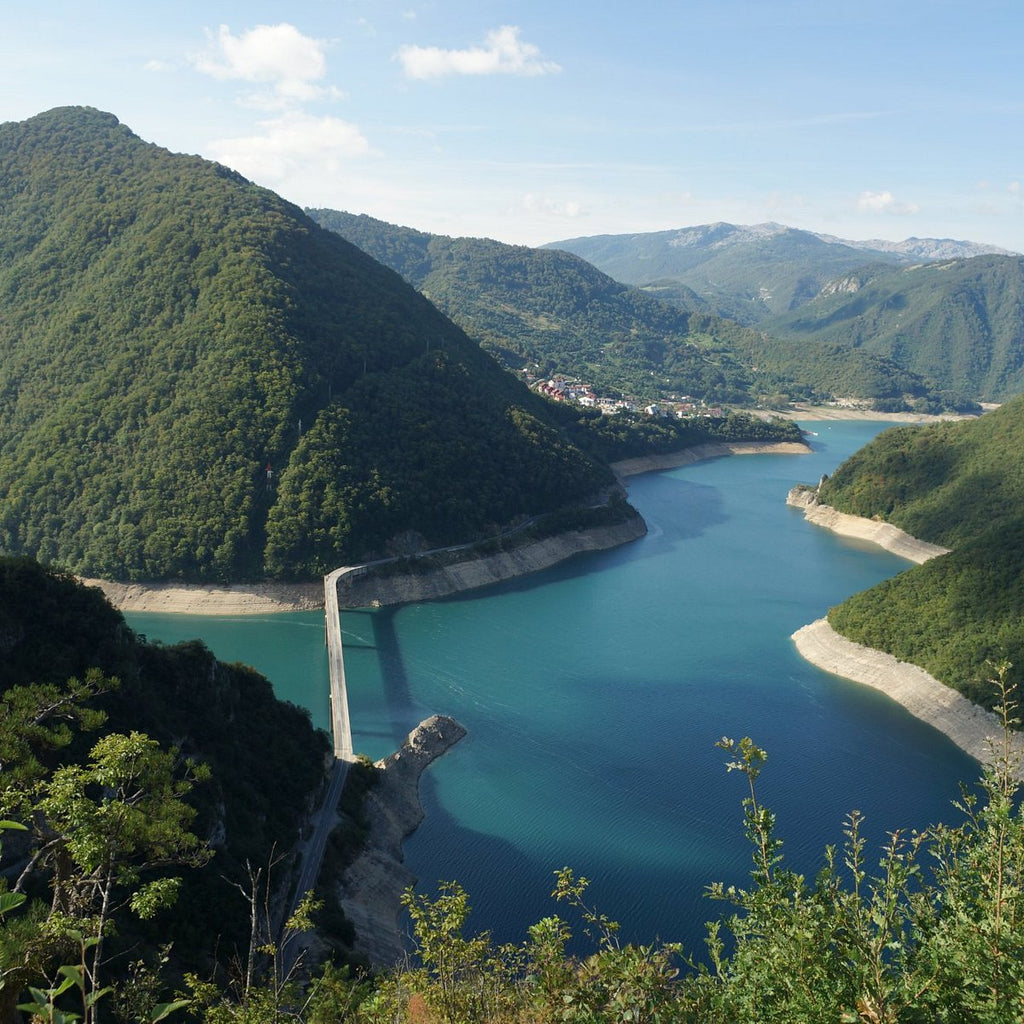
809;396;1024;706
765;255;1024;402
0;557;329;1002
308;209;957;411
0;108;626;582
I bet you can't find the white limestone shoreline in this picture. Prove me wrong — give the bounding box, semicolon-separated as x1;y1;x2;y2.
81;440;812;616
787;488;1023;776
611;439;811;478
785;487;950;563
793;619;1024;777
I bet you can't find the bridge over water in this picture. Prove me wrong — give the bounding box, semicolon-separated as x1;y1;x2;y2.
279;565;360;976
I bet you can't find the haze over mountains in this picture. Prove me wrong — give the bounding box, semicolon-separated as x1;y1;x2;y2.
311;209;1008;412
544;221;1018;326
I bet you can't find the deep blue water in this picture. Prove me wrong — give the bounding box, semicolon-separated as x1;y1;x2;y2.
127;420;979;957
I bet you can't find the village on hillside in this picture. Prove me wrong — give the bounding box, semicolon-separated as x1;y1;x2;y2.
519;369;725;420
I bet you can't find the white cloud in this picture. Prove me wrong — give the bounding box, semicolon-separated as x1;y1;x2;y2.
396;26;561;80
209;112;374;185
857;190;920;215
193;24;338;105
521;194;585;220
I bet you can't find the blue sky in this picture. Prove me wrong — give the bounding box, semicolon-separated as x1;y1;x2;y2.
3;1;1022;249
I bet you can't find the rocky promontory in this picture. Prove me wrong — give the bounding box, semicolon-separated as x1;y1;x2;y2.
338;715;467;967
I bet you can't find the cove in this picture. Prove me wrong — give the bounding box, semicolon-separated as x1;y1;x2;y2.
126;420;979;957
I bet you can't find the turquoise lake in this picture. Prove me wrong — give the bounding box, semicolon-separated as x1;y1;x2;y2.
127;420;979;956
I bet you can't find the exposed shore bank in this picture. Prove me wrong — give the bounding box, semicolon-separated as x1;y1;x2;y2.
793;619;1024;778
611;439;811;479
785;488;951;564
83;439;812;616
337;715;467;968
80;578;324;615
334;515;648;608
787;486;1022;775
770;403;979;423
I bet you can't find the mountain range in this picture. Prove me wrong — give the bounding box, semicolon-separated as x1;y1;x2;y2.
308;209;962;411
543;221;1016;325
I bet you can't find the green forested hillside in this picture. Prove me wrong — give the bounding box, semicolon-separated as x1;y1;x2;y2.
819;395;1024;547
308;209;947;409
308;209;752;403
766;255;1024;401
542;222;914;324
813;397;1024;703
0;108;620;582
0;556;330;984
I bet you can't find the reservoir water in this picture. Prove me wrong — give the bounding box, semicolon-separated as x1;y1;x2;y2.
127;421;979;957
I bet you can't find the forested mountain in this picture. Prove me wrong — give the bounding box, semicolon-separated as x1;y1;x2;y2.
0;557;330;995
809;397;1024;705
307;209;750;403
308;209;950;410
0;107;626;582
765;254;1024;402
543;221;1013;327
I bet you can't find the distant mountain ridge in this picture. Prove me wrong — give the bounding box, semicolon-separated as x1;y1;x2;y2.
309;208;955;411
543;221;1016;326
765;254;1024;402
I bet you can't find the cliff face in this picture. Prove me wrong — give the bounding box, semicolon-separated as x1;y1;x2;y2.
338;715;467;967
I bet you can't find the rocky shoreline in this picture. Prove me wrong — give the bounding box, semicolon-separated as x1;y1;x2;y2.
337;715;467;967
335;514;648;608
793;619;1024;778
82;440;811;616
787;486;1022;775
785;487;950;563
79;577;324;615
611;439;811;478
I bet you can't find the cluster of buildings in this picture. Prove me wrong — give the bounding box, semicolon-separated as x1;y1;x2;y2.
522;370;724;420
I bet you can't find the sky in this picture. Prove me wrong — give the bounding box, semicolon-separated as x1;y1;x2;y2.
2;1;1023;250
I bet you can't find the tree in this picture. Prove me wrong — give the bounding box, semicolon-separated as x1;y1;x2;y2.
0;678;210;1023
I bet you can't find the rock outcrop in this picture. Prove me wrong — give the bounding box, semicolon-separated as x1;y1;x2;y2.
339;715;467;967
